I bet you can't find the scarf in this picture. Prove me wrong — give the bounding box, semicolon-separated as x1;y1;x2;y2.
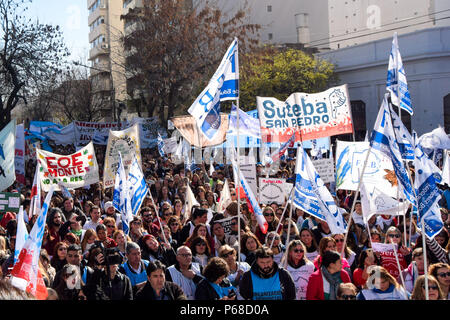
321;266;342;300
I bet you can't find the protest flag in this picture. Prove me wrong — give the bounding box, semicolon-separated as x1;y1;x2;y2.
14;206;29;265
127;155;149;217
10;185;55;300
113;153;132;235
217;178;232;213
184;183;199;222
0;119;16;191
29;165;41;219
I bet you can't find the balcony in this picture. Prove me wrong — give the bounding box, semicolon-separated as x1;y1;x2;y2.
123;0;143;16
89;44;110;61
88;23;107;43
88;6;107;26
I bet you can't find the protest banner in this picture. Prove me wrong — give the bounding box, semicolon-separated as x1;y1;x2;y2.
74;121;126;146
103;124;142;188
335;140;398;198
256;84;353;143
130;117;167;149
259;178;286;204
0;192;21;212
239;155;258;198
36;142;99;192
0;120;16;191
15;123;25;184
311;157;335;184
215;216;235;236
163;136;178;154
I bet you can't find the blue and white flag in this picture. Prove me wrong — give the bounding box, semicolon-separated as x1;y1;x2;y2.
386;32;413;115
414;144;444;239
0;119;16;191
390;104;414;160
292;145;347;234
113;153;132;234
228;103;261;138
188;38;239;140
417;127;450;151
371;94;416;205
266;133;295;165
127;155;149;217
157;133;166;157
14;206;29;265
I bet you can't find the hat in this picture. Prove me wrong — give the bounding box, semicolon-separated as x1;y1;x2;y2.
104;201;114;211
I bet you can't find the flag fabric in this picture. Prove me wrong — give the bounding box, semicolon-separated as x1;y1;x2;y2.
360;183;409;225
113;153;132;235
0;119;16;191
217;179;232;213
389;104;414;160
417;127;450;151
231;154;268;234
414;144;444;239
370;94;415;205
58;182;72;199
184;183;199;222
188;38;239;140
127;155;149;217
10;185;55;300
293;145;347;234
442;151;450;186
157;133;166;158
386;32;413;115
228;103;261;138
29;165;41;219
14;206;29;265
266;133;296;165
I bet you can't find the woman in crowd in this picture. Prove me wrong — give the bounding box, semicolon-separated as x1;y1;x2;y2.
402;247;425;293
281;218;300;245
429;262;450;299
381;226;411;281
314;237;351;273
357;266;409;300
265;231;285;265
336;282;358;300
190;236;212;268
113;230;128;262
218;245;250;296
240;232;263;266
129;216;146;244
168;215;183;246
206;191;217;212
300;228;319;262
103;217;118;238
411;275;445;300
80;229;98;258
172;199;185;224
194;257;235;300
284;240;315;300
352;248;380;289
333;233;357;270
40;249;56;287
184;223;215;252
50;242;68;273
255;206;279;244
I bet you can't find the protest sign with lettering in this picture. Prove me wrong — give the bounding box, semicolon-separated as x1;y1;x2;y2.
36;142;99;192
335;140;398;198
0;120;16;192
15;123;25;184
130;117;167;149
256;85;353;143
103;124;142;188
74;121;127;147
239;155;258;198
0;192;21;212
259;178;286;204
312;158;335;184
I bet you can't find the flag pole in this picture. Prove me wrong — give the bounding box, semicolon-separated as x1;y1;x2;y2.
269;185;295;249
390;238;407;290
235;39;242;266
421;216;429;300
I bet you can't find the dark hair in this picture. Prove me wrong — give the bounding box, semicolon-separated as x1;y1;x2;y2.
190;236;211;256
255;247;274;260
202;257;229;282
300;228;318;251
321;250;341;268
96;224;107;233
146;260;166;275
357;248;380;269
192;207;208;219
67;244;81;253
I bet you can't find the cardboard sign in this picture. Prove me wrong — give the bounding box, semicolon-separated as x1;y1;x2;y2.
0;192;21;212
256;85;353;143
312;158;335;184
37;142;100;192
259;178;286;204
239;155;258;198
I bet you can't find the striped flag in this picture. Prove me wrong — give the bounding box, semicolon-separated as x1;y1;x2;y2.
266;132;295;165
113;153;132;235
157;133;166;157
127;155;149;217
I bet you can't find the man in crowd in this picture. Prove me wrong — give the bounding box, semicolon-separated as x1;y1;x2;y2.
83;205;102;231
119;242;149;295
61;197;86;222
179;207;209;244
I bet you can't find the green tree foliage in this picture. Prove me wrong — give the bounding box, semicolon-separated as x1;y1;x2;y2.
240;47;338;110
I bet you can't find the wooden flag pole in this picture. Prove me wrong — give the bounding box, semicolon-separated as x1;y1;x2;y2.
390;238;407;290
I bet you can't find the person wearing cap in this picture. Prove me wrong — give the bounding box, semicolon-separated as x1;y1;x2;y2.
102;201;120;228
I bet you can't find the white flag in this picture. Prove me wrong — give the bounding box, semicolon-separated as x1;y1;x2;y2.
217;179;232;213
184;183;199;221
14;206;29;265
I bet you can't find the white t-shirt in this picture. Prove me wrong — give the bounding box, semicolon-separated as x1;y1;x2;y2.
287;261;315;300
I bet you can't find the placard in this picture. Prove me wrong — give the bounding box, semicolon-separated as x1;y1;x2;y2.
0;192;21;212
312;158;335;184
259;178;286;204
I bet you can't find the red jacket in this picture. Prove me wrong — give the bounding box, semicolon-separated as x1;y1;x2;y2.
306;268;351;300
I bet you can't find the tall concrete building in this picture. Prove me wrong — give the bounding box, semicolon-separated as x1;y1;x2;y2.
87;0;126;121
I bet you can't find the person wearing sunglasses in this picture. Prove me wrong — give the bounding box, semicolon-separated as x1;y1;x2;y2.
402;247;426;294
255;207;280;244
280;218;300;245
284;240;315;300
429;262;450;299
189;236;212;268
265;231;285;265
381;226;411;282
357;265;409;300
411;274;445;300
336;282;358;300
332;233;357;271
218;245;250;296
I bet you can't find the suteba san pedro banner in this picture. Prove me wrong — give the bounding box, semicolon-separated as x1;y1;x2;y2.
256;84;353;142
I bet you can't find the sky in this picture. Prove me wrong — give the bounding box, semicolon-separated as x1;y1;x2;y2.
25;0;90;64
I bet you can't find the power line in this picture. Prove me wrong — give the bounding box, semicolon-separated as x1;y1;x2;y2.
310;15;450;48
306;8;450;47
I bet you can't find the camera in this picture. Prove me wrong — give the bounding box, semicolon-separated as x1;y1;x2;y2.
91;241;123;266
228;289;236;298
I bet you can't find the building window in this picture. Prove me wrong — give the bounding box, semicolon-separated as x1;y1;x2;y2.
444;94;450;133
89;0;101;14
268;33;273;40
267;5;272;12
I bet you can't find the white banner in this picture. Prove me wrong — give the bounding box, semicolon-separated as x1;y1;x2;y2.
74;121;127;147
259;178;286;204
37;142;99;192
103;124;142;188
239;155;258;198
335;140;398;198
312;157;335;184
163;136;178;154
15;124;25;185
130;117;167;149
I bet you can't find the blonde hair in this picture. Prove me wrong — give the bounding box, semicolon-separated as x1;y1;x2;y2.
365;265;400;289
80;229;97;253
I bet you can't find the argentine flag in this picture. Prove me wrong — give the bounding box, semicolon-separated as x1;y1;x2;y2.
127;155;149;217
188;38;239;140
386;32;413;115
113;153;132;234
292;145;347;234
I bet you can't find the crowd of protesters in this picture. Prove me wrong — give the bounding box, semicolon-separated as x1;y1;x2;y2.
0;141;449;301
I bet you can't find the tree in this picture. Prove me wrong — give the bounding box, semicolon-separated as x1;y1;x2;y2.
119;0;260;125
0;0;68;129
239;47;338;110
